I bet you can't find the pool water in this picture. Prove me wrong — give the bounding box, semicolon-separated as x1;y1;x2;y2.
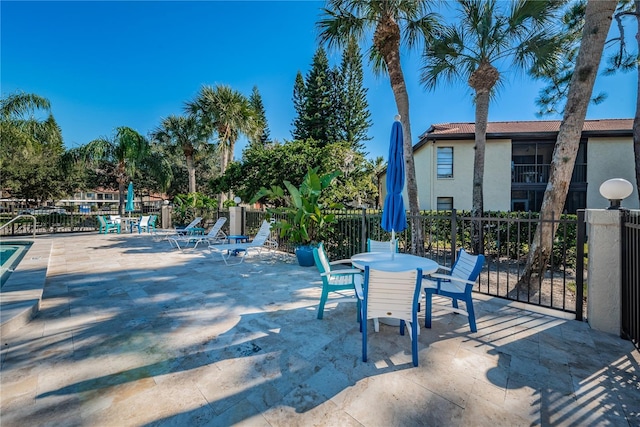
1;241;32;288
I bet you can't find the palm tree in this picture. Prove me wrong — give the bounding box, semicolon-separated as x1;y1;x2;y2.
186;85;260;177
421;0;564;253
151;114;207;193
318;0;442;255
83;126;149;215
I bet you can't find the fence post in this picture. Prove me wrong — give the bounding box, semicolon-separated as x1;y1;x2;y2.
575;210;585;321
585;209;624;335
451;209;457;265
361;208;367;253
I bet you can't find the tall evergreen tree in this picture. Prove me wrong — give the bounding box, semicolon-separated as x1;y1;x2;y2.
248;86;270;147
301;46;334;146
339;37;372;151
291;72;306;140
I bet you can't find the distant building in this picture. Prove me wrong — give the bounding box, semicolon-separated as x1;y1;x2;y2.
381;119;637;213
59;188;166;212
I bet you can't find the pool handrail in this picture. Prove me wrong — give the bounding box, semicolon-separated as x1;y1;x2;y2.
0;215;37;239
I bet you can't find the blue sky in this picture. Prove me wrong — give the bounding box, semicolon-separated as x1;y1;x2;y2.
1;1;636;161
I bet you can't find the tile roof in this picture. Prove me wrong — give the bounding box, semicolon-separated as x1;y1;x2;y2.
420;118;633;138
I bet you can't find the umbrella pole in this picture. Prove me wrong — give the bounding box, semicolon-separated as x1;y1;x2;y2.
391;230;396;260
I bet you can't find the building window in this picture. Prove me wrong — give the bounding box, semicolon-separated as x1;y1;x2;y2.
86;192;95;199
437;147;453;178
437;197;453;211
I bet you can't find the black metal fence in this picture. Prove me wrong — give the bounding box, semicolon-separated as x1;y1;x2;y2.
265;208;584;317
621;210;640;351
1;206;584;317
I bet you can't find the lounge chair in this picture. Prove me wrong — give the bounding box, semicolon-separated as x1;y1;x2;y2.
168;217;227;250
174;217;204;236
208;220;273;265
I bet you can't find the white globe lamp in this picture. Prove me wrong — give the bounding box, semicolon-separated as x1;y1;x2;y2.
599;178;633;210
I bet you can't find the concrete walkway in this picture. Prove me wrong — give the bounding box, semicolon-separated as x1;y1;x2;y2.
1;233;638;426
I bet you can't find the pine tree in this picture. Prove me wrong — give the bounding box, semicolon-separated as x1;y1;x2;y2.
339;37;372;151
291;71;306;140
301;46;334;146
248;86;270;147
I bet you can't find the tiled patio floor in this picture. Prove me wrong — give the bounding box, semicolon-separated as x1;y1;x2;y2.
1;233;638;426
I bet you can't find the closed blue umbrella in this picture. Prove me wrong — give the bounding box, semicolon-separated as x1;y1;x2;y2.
381;117;407;257
125;182;135;215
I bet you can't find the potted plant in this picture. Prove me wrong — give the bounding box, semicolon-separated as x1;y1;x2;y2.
251;168;343;266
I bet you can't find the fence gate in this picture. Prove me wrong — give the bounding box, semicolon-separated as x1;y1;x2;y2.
621;210;640;351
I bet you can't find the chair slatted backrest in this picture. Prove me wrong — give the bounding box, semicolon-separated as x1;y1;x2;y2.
364;267;422;320
249;220;272;246
450;249;485;292
314;242;331;275
367;239;398;253
139;216;150;227
97;215;107;227
185;217;202;229
207;217;227;237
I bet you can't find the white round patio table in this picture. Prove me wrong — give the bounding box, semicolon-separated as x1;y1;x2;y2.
350;252;439;327
350;252;439;274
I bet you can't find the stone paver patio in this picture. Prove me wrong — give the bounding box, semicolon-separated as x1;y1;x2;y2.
1;233;638;426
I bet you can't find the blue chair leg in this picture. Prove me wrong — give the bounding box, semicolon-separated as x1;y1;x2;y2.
466;296;477;333
425;291;433;328
411;321;418;367
317;288;329;319
399;320;406;336
362;317;368;362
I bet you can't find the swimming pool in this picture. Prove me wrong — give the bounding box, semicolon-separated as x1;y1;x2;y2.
0;241;32;288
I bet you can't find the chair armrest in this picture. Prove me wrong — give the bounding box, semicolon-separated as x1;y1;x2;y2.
437;265;451;272
428;273;477;286
354;280;364;300
321;269;362;277
329;259;354;266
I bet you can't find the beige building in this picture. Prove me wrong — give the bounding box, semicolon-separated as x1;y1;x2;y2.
383;119;637;213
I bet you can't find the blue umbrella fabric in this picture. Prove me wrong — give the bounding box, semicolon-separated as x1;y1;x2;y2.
125;182;135;214
381;118;407;245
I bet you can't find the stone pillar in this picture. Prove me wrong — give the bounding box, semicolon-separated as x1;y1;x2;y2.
161;204;172;229
585;209;622;335
229;206;245;236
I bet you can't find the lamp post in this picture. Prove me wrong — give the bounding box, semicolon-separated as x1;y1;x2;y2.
599;178;633;210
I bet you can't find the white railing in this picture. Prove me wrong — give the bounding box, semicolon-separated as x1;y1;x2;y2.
0;215;37;239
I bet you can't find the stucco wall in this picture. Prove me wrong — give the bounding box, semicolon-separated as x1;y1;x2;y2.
587;137;639;209
411;138;512;211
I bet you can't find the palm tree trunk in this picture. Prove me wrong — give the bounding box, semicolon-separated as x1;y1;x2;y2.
186;153;196;193
517;0;618;293
375;16;425;255
472;90;489;255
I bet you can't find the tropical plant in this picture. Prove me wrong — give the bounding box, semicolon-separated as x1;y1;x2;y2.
318;0;442;255
83;126;150;215
151;114;208;193
421;0;565;253
251;168;343;245
172;192;218;226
